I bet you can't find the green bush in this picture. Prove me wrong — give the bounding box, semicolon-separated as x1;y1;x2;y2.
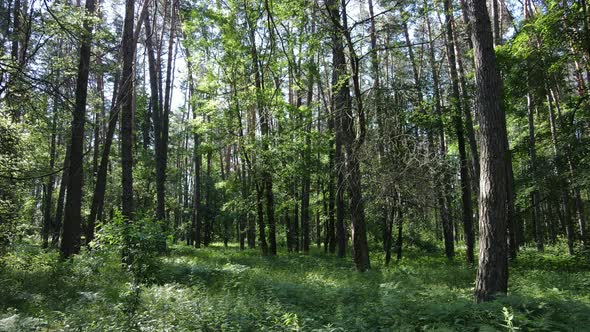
92;210;166;283
1;241;588;331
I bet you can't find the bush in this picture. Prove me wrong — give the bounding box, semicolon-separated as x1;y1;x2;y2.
92;211;166;283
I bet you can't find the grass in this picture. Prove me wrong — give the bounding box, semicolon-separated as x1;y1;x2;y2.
0;241;589;331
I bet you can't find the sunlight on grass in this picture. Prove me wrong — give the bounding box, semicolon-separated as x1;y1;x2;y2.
1;242;589;331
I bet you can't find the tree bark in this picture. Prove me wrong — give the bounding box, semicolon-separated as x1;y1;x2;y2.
301;70;314;253
334;0;370;271
468;0;509;302
444;0;475;264
426;9;454;260
326;0;348;259
52;140;70;248
120;0;135;221
246;3;274;255
60;0;97;258
185;48;201;248
527;93;544;252
156;0;177;224
42;106;58;248
396;195;404;261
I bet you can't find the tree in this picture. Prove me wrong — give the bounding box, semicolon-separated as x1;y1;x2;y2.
60;0;97;258
467;0;509;302
120;0;135;221
443;0;475;264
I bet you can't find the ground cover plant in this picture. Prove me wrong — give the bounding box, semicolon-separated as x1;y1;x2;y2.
1;240;588;331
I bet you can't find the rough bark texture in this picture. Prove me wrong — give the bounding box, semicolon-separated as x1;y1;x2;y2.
327;0;348;259
60;0;97;258
120;0;135;221
336;0;370;271
468;0;509;302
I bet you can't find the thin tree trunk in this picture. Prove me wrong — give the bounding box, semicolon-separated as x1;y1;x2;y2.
42;107;58;248
156;0;177;224
545;88;574;254
396;196;403;261
426;9;454;260
120;0;136;221
186;48;201;248
444;0;475;264
246;3;273;255
327;104;336;254
293;183;300;252
527;93;544;252
204;145;212;246
301;64;314;253
256;185;267;255
86;73;119;244
52;141;70;248
384;200;394;265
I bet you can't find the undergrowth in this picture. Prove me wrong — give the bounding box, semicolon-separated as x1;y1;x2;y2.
0;241;588;331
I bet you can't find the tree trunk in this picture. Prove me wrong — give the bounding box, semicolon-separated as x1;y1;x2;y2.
120;0;135;221
426;10;454;260
545;89;574;254
186;48;201;248
52;140;70;248
42;107;58;248
396;196;404;261
246;3;275;255
60;0;97;258
301;82;313;254
256;185;268;255
468;0;509;302
384;201;394;265
156;0;177;225
527;93;544;252
327;105;337;254
204;146;212;246
444;0;475;264
293;183;300;252
338;0;370;271
327;0;348;259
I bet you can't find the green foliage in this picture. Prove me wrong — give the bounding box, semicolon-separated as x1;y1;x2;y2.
1;243;588;331
0;117;23;253
92;211;166;283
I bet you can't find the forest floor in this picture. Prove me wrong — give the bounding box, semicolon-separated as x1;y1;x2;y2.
1;241;589;331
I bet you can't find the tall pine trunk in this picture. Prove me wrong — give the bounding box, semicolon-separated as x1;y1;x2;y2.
444;0;475;264
120;0;135;221
468;0;509;302
60;0;97;257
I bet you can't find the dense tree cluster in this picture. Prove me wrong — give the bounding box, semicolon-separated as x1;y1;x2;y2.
1;0;589;303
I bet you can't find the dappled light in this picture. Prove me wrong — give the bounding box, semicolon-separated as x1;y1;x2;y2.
1;0;590;329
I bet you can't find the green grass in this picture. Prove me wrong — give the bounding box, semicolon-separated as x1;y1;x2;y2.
1;242;589;331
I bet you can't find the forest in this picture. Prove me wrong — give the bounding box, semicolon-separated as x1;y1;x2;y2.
1;0;590;330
